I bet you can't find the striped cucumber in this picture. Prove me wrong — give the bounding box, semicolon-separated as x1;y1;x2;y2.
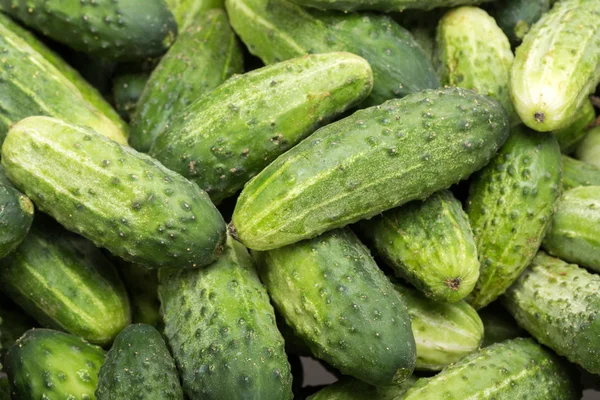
286;0;493;12
486;0;550;47
553;98;595;153
562;155;600;189
306;376;417;400
576;125;600;168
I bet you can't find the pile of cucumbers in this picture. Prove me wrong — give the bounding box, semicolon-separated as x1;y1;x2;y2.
0;0;598;399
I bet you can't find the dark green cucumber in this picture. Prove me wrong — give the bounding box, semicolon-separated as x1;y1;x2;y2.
2;116;226;270
96;324;183;400
562;155;600;190
159;236;292;399
466;125;562;309
401;338;579;399
0;295;37;359
503;252;600;375
306;376;417;400
112;72;149;122
225;0;439;106
542;186;600;272
232;87;510;251
131;8;243;153
151;53;372;204
5;329;106;400
119;262;162;328
0;0;178;61
254;229;416;387
576;125;600;168
166;0;225;29
479;303;527;347
0;176;33;259
553;99;595;153
486;0;550;47
286;0;492;12
358;190;479;302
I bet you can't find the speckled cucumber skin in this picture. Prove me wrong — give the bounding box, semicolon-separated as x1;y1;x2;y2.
159;236;292;400
479;304;526;347
233;87;510;251
510;0;600;132
401;338;580;400
306;376;417;400
542;186;600;272
151;53;372;205
254;229;416;387
225;0;439;107
286;0;491;12
5;329;106;400
166;0;224;29
466;125;562;310
119;262;162;328
96;324;183;400
131;8;243;153
486;0;550;47
0;178;33;259
0;0;178;61
562;155;600;189
503;252;600;375
553;99;595;153
1;116;226;270
576;125;600;168
358;190;479;303
0;14;128;145
112;72;149;122
436;6;518;125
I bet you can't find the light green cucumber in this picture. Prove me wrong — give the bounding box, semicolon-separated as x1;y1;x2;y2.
553;99;595;153
306;376;417;400
576;125;600;167
286;0;492;12
166;0;224;29
479;303;527;347
119;262;162;328
562;155;600;189
485;0;550;47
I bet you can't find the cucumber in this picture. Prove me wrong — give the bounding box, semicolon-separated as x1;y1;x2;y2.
166;0;224;29
254;229;416;387
510;0;600;132
576;125;600;168
150;53;373;204
1;116;226;270
401;338;580;400
0;179;33;260
542;186;600;272
485;0;550;47
159;236;293;399
479;304;527;347
358;190;479;303
131;8;244;153
119;262;162;328
306;376;417;400
225;0;439;106
0;14;128;145
96;324;183;400
562;155;600;189
553;99;595;153
503;252;600;375
232;87;510;251
466;125;562;310
0;295;37;359
112;72;149;122
0;0;178;61
436;6;518;125
286;0;492;12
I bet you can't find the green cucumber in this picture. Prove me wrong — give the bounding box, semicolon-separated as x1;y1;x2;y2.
254;229;416;387
286;0;492;12
466;125;562;310
542;186;600;272
553;99;595;153
96;324;183;400
358;190;479;303
576;125;600;168
503;252;600;375
112;72;149;122
150;53;372;204
306;376;417;400
510;0;600;131
131;8;244;153
485;0;550;47
562;155;600;189
2;116;226;270
225;0;439;106
119;262;162;328
479;304;527;347
159;236;293;399
0;175;34;259
5;329;106;400
232;87;510;251
0;0;178;61
401;338;580;399
166;0;224;29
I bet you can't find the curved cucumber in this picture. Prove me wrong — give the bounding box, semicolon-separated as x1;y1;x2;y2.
307;376;417;400
553;98;595;153
486;0;550;47
479;304;527;347
576;125;600;168
166;0;224;29
112;72;149;122
562;155;600;190
0;182;33;260
286;0;492;12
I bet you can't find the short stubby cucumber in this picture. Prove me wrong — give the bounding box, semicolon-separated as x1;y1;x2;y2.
1;116;226;270
306;376;417;400
131;8;243;153
576;125;600;168
287;0;492;12
503;252;600;375
486;0;550;47
5;329;106;400
96;324;183;400
159;236;293;399
542;186;600;272
233;87;510;251
166;0;224;29
254;229;416;387
119;262;162;328
0;0;178;61
401;338;580;399
151;53;373;204
358;190;479;302
0;174;33;259
553;99;595;153
510;0;600;131
112;72;150;122
479;304;527;347
562;155;600;189
466;125;562;309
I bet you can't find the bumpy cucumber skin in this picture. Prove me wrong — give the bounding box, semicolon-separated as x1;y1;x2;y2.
119;262;162;328
553;99;595;153
166;0;224;29
96;324;183;400
576;125;600;168
306;376;417;400
358;190;479;303
503;252;600;375
0;0;178;61
486;0;550;47
159;236;292;400
151;53;373;205
131;8;243;153
1;116;226;270
5;329;106;400
510;0;600;132
0;14;128;145
466;125;562;310
479;304;527;347
254;229;416;387
562;155;600;189
0;184;33;259
233;87;510;251
542;186;600;272
401;338;580;400
287;0;491;12
225;0;439;106
436;6;518;125
112;72;149;122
